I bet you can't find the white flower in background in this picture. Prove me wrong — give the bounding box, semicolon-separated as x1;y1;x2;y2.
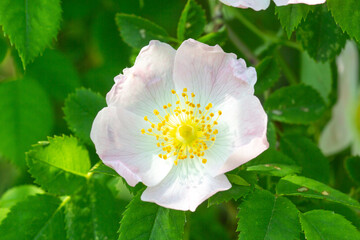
220;0;326;11
90;39;268;211
319;41;360;156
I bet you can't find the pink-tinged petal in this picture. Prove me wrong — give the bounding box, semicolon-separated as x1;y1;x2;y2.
141;159;231;211
319;41;358;156
217;95;269;174
173;39;256;108
273;0;325;6
220;0;270;11
90;106;173;187
106;40;176;119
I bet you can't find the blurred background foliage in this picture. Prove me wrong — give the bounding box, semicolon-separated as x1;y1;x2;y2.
0;0;359;239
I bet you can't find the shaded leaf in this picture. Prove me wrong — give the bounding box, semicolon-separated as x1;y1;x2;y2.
0;194;67;240
63;89;106;145
65;177;121;240
247;163;301;177
265;85;326;124
276;175;360;209
237;190;300;240
255;57;280;95
115;13;171;49
345;156;360;185
327;0;360;43
296;6;346;62
177;0;206;41
300;210;360;240
281;135;330;183
119;191;185;240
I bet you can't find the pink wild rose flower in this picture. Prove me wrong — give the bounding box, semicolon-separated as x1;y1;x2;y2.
90;39;269;211
220;0;326;11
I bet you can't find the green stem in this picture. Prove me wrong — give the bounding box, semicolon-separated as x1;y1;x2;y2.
227;7;302;51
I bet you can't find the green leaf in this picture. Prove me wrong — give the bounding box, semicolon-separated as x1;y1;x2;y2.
26;49;80;101
63;89;106;145
208;171;254;207
255;57;280;95
247;164;301;177
299;210;360;240
296;6;346;62
0;79;54;167
27;135;91;195
189;205;231;240
119;192;185;240
280;135;330;183
327;0;360;43
237;190;300;240
177;0;206;41
0;185;43;224
197;28;227;46
0;194;67;240
115;13;171;49
276;175;360;209
345;156;360;185
90;162;119;177
267;121;277;148
301;52;332;104
246;149;296;167
264;84;326;124
65;177;121;240
275;4;312;38
0;35;8;63
0;0;62;68
0;185;44;209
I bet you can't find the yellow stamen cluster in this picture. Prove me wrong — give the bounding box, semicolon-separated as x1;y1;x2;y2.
141;88;221;166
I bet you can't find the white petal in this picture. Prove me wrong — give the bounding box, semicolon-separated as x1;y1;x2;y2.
106;40;176;119
273;0;326;6
141;159;231;211
90;106;173;187
319;41;358;155
217;95;269;174
173;39;256;108
220;0;270;10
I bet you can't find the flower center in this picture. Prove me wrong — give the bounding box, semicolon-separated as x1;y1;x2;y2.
141;88;222;166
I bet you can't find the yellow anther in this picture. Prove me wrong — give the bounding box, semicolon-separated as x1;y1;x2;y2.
142;89;222;166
